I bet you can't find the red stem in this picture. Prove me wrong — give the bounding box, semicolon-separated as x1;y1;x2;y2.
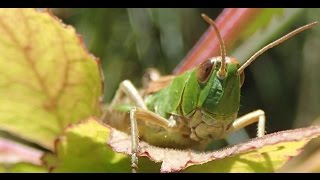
173;8;262;74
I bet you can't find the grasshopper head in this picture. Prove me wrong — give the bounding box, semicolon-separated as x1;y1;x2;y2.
187;56;243;141
186;14;245;141
196;55;242;119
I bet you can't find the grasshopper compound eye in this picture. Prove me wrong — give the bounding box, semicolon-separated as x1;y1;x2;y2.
196;59;215;83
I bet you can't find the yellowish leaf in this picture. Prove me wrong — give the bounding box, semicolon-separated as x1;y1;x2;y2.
0;8;103;149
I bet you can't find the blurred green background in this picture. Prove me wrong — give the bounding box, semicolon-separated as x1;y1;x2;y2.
52;8;320;140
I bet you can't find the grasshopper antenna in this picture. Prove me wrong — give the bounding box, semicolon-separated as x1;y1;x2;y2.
202;13;227;79
238;21;319;74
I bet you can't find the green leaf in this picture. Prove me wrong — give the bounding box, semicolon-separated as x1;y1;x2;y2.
0;9;103;150
1;162;47;173
108;125;320;172
43;117;160;172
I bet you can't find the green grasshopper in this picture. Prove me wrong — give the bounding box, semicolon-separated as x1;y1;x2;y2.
104;14;318;172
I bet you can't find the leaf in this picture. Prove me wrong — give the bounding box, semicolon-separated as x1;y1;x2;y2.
108;125;320;172
278;136;320;172
0;162;47;173
0;137;43;165
0;137;46;172
0;9;103;149
43;117;160;172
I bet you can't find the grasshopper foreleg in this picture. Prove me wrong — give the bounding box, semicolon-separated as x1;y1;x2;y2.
227;109;266;137
110;80;147;110
129;107;181;173
130;107;139;173
109;80;146;172
110;80;179;173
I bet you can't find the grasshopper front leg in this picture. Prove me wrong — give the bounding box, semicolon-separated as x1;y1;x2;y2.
129;107;139;173
109;80;147;110
129;107;179;173
227;109;266;137
110;80;178;172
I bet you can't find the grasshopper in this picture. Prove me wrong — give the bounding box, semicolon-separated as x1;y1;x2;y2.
104;14;318;172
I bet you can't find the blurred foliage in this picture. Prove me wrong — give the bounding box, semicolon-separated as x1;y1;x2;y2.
236;8;320;135
295;9;320;127
54;8;222;102
53;8;320;139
